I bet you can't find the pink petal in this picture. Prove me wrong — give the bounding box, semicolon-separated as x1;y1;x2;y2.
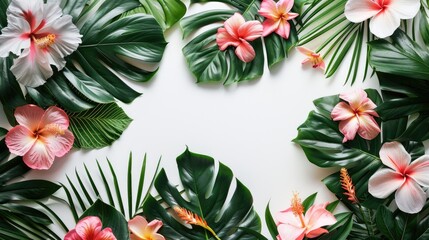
262;19;280;37
146;220;163;234
277;223;306;240
277;0;294;13
339;89;367;111
275;20;291;39
395;178;426;214
344;0;380;23
152;233;166;240
128;215;149;238
14;104;45;132
23;139;55;170
275;208;302;227
44;129;74;157
331;102;356;121
224;13;245;39
406;155;429;187
338;116;359;143
356;114;381;140
259;0;279;19
235;41;256;63
296;46;314;56
39;106;70;129
286;12;299;20
94;227;117;240
75;216;103;239
389;0;420;19
357;98;379;117
5;125;36;156
306;228;328;238
379;142;411;173
368;168;405;198
369;9;400;38
317;60;326;71
64;229;82;240
238;20;263;41
216;28;241;51
304;204;336;234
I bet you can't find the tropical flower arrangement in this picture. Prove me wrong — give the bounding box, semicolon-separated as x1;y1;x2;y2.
0;0;429;240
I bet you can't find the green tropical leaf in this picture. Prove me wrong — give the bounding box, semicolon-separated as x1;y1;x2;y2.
0;180;60;203
81;199;130;240
123;0;187;30
265;203;278;239
319;213;353;240
0;128;6;138
375;205;397;240
68;103;132;149
143;148;261;239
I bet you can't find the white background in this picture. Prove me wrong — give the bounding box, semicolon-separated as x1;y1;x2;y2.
1;2;380;237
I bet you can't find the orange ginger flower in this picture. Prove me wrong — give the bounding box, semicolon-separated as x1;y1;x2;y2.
173;206;220;240
340;168;359;204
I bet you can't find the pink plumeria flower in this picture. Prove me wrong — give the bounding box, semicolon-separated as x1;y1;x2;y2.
369;142;429;214
276;193;336;240
258;0;299;39
331;89;380;143
345;0;420;38
5;104;74;170
64;216;117;240
0;0;82;87
216;13;263;63
128;216;165;240
296;46;325;71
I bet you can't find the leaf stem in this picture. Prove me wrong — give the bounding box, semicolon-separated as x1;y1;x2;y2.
206;226;221;240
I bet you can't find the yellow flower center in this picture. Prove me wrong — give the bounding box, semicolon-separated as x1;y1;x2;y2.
38;124;66;136
33;34;56;49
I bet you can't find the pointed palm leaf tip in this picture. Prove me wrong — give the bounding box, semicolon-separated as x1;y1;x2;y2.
173;206;221;240
340;168;359;204
0;0;82;87
344;0;420;38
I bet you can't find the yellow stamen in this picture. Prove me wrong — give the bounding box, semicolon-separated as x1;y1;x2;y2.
173;206;220;240
40;124;66;136
340;168;359;204
291;192;306;228
32;34;56;49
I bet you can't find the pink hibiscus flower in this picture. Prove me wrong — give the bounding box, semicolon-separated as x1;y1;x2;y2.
296;46;325;71
369;142;429;214
344;0;420;38
0;0;82;87
128;216;165;240
216;13;263;62
331;89;380;143
64;216;116;240
5;104;74;170
258;0;299;39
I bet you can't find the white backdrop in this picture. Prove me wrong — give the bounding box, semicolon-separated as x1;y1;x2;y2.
1;2;381;237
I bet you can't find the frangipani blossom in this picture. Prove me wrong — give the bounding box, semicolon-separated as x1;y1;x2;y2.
369;142;429;214
216;13;263;62
276;193;336;240
5;104;74;170
128;216;165;240
344;0;420;38
0;0;82;87
296;47;325;71
331;89;380;143
64;216;117;240
258;0;298;39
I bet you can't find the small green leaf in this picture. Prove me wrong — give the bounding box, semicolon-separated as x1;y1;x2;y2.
68;103;132;149
265;203;279;239
0;128;7;138
302;192;317;213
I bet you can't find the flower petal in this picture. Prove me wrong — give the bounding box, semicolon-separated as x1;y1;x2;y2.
64;229;81;240
277;0;294;13
216;28;240;51
235;41;256;63
0;15;31;57
259;0;279;19
95;227;117;240
22;139;55;170
44;129;74;157
407;155;429;187
14;104;45;131
262;19;280;37
344;0;380;23
39;106;70;129
357;114;380;140
11;46;52;87
306;228;328;238
275;20;291;39
331;102;355;121
152;234;166;240
389;0;420;19
369;9;400;38
338;116;359;143
357;98;379;117
275;208;302;227
5;125;36;156
224;13;245;39
395;178;426;214
379;141;411;172
146;220;163;234
368;168;405;198
238;20;263;41
296;46;313;56
339;89;367;110
128;215;149;238
277;223;306;240
75;216;103;239
305;204;336;234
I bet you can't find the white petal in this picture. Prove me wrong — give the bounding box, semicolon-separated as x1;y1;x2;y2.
47;15;82;58
0;15;31;57
395;179;427;214
41;2;63;27
389;0;421;19
369;168;405;198
345;0;380;23
7;0;44;31
407;155;429;187
379;142;410;173
11;46;52;87
369;9;400;38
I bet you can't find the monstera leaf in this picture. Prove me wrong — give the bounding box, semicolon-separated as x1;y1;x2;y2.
181;0;298;84
143;148;261;239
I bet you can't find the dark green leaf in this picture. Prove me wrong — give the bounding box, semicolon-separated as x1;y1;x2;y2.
320;213;353;240
375;205;397;240
0;128;7;138
60;0;89;21
302;192;317;212
265;203;278;239
419;8;429;47
0;180;60;203
68;103;132;149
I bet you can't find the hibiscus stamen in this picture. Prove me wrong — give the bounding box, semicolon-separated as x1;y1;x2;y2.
40;123;66;136
33;34;56;49
291;192;306;228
